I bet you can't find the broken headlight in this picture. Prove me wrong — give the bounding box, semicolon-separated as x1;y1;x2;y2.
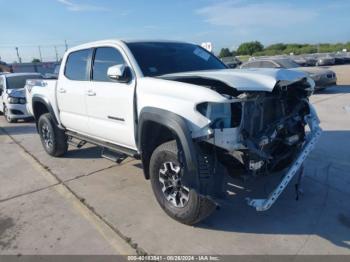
196;102;242;129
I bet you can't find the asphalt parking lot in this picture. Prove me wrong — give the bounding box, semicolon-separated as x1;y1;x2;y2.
0;65;350;255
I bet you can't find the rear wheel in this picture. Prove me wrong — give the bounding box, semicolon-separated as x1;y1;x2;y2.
149;140;216;225
3;105;17;123
38;113;68;157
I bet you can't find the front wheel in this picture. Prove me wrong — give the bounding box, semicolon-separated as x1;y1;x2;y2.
38;113;68;157
149;140;216;225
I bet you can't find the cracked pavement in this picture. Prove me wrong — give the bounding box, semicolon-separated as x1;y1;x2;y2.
0;65;350;255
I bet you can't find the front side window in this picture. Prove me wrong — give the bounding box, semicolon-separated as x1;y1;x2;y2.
126;42;227;77
6;75;43;90
92;47;125;82
64;49;91;81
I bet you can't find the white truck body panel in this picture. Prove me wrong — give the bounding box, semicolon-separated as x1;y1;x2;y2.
26;80;59;119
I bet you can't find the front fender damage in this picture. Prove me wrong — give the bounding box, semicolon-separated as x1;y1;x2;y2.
189;80;321;211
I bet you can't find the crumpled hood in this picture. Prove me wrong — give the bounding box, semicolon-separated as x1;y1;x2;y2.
7;88;25;98
160;68;308;92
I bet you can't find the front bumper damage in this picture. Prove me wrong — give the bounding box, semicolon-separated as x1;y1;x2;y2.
194;97;321;211
246;109;322;211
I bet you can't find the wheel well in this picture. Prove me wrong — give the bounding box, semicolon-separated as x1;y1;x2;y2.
140;121;178;179
33;102;49;126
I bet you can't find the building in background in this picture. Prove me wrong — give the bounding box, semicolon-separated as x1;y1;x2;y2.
0;61;11;73
10;61;60;76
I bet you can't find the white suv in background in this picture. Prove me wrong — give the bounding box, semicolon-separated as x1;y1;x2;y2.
0;73;42;123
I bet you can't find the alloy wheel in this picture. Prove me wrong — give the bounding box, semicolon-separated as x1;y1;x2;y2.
158;161;190;208
41;123;53;149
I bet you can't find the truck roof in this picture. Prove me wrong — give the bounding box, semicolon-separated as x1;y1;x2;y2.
67;39;192;53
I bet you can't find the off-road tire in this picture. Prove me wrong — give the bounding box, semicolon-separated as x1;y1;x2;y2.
149;140;216;225
38;113;68;157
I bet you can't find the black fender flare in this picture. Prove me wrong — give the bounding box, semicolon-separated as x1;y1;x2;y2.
32;95;59;127
137;107;199;190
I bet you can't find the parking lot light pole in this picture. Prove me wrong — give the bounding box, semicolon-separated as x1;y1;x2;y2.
15;47;22;63
54;46;59;62
38;46;43;62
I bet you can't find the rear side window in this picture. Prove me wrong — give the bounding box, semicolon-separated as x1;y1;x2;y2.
65;49;91;80
92;47;125;82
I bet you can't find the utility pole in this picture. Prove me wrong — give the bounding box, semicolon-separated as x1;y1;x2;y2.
64;40;68;51
15;47;22;63
54;46;59;62
38;46;43;62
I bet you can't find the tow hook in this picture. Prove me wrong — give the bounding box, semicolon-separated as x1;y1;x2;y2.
295;165;304;201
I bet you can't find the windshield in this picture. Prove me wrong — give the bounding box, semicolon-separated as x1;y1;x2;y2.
54;65;60;75
126;42;227;77
6;75;42;89
276;59;300;69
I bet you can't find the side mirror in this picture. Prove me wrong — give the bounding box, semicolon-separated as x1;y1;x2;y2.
107;64;132;83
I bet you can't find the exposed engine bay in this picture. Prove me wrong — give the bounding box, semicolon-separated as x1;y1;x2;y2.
161;73;321;211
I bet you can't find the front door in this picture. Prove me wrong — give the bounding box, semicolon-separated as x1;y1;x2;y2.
86;46;137;149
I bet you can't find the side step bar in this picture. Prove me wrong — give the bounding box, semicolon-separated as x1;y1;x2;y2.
101;148;127;164
66;131;140;159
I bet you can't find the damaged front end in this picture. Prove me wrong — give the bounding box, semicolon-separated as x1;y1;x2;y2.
193;76;322;211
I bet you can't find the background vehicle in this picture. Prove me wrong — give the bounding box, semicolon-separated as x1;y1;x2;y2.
316;55;336;66
241;58;337;90
0;73;42;123
221;56;242;68
292;55;317;67
27;40;321;225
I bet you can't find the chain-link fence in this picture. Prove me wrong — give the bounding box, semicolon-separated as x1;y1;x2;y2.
0;44;67;63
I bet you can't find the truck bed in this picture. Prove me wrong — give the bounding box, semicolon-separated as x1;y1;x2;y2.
25;79;58;117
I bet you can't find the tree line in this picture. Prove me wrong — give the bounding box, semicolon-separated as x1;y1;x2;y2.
218;41;350;58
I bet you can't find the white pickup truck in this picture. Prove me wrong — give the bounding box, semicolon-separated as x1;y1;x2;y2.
26;40;321;225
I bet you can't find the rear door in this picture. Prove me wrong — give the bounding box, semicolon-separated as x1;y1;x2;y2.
86;46;137;149
57;49;92;134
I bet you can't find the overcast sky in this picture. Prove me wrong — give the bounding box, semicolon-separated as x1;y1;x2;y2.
0;0;349;62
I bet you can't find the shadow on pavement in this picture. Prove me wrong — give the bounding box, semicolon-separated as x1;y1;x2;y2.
65;146;102;159
316;85;350;94
196;130;350;250
0;123;37;135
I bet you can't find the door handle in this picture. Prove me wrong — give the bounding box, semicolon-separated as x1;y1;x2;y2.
58;88;66;93
87;90;96;96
